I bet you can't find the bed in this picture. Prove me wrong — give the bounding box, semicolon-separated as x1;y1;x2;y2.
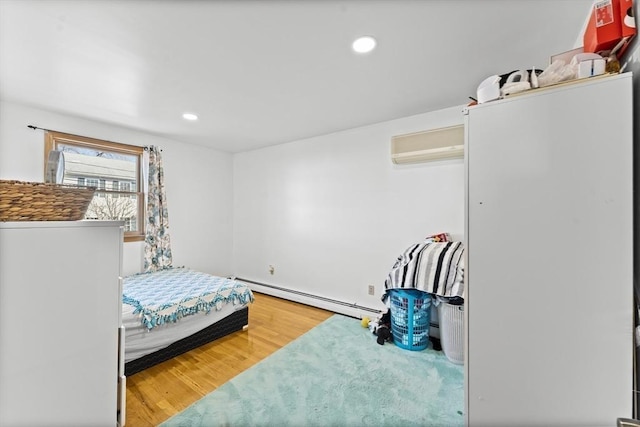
122;267;254;376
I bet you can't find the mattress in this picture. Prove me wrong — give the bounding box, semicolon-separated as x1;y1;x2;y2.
122;268;253;363
123;300;245;363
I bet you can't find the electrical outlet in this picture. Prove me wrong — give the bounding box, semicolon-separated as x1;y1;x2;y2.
269;265;275;275
368;285;375;295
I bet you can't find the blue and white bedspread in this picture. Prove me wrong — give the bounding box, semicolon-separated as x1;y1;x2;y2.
382;241;465;303
123;267;254;330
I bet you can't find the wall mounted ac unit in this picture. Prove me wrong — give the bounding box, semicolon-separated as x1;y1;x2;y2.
391;124;464;164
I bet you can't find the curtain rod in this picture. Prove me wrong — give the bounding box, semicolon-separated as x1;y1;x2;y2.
27;124;162;151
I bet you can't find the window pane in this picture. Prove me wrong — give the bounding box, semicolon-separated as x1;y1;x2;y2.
84;192;139;231
48;132;145;240
57;143;138;191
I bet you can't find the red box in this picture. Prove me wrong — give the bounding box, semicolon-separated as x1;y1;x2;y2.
583;0;636;55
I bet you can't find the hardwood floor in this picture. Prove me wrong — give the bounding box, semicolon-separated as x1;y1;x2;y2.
125;292;333;427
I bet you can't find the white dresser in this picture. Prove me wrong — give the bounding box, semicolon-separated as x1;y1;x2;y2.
0;220;125;426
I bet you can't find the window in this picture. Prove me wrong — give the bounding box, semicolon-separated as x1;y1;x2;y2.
98;179;106;197
44;131;145;242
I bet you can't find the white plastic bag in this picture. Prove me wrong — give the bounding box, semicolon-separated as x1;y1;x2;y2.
537;59;577;87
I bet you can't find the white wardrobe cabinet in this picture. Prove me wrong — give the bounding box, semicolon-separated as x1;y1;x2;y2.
464;73;633;426
0;220;125;426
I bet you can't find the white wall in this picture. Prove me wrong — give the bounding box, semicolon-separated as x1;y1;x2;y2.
0;101;234;277
0;98;465;316
233;105;465;314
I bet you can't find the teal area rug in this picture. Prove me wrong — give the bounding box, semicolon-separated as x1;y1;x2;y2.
160;314;464;427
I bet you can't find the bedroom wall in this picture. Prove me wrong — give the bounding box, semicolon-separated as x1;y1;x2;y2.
233;105;465;315
0;100;234;277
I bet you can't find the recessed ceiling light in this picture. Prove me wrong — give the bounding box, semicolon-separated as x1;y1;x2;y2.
352;36;376;54
182;113;198;121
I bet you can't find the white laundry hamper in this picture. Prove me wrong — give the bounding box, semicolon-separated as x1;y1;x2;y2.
438;302;464;364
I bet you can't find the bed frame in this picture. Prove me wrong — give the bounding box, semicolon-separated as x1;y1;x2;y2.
124;306;249;376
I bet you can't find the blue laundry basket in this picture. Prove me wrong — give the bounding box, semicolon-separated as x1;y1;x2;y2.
389;289;431;351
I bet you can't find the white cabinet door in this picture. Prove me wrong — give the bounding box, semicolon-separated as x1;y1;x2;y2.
0;221;122;426
465;74;633;426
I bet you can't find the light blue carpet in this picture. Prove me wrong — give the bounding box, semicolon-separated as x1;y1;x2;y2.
160;314;464;427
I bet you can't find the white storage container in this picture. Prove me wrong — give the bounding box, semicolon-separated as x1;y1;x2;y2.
438;302;464;364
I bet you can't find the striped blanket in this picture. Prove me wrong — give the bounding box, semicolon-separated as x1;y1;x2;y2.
382;241;465;302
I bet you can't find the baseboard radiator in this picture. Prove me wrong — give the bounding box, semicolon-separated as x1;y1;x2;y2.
235;277;380;319
235;277;441;336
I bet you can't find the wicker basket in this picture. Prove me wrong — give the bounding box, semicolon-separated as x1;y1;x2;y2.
0;180;96;221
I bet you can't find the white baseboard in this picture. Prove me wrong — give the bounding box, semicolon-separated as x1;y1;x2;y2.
237;279;380;319
237;278;441;337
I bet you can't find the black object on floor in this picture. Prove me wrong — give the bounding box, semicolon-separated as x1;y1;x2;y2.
430;336;442;351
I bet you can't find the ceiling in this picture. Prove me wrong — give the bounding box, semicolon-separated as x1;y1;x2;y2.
0;0;593;153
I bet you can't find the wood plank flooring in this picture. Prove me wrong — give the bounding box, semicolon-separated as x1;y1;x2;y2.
125;292;333;427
